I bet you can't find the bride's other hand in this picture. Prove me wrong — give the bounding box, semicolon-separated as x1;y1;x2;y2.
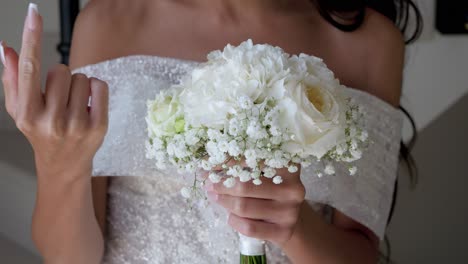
204;163;305;246
1;4;107;263
1;6;109;181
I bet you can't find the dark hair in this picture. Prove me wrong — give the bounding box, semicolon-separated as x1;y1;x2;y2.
313;1;422;262
314;0;423;44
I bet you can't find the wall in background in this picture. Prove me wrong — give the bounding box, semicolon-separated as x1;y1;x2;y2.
387;93;468;263
0;1;61;130
402;0;468;130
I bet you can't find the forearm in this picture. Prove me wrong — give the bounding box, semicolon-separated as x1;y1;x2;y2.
283;203;378;264
32;167;104;264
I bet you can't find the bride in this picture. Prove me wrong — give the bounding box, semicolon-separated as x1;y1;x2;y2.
0;0;421;263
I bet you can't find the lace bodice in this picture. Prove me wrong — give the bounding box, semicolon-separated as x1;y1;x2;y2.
73;55;403;264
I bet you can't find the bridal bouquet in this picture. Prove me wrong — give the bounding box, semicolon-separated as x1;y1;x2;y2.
145;40;368;263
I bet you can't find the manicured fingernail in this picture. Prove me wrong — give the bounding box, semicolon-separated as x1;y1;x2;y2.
0;41;6;67
27;3;39;30
206;191;218;202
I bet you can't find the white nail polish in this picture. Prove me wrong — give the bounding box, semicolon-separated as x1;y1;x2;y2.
0;41;6;67
27;3;39;30
29;3;39;14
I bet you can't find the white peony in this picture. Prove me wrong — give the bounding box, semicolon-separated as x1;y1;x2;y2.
178;40;290;129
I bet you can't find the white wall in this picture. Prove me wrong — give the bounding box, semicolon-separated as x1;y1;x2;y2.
387;93;468;264
402;0;468;131
0;1;61;129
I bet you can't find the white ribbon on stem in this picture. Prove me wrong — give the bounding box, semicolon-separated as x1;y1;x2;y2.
239;233;266;256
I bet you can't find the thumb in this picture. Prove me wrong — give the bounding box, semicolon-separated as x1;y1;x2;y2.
1;42;20;120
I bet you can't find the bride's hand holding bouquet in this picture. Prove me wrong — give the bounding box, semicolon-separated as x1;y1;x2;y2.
204;159;305;257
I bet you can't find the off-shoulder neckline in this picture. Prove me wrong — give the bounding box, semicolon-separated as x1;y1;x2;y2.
73;54;400;112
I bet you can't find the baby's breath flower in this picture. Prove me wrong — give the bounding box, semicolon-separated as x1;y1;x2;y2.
246;158;257;169
349;166;357;176
239;170;252;182
185;162;196;173
145;141;156;159
184;130;200;146
324;164;335;175
207;129;222;141
263;167;276;178
288;165;298;173
292;156;302;163
227;140;241;157
246;121;268;140
218;140;229;153
271;135;282;145
273;176;283;184
350;149;362;160
249;168;260;177
152;138;164;150
253;179;262;185
336;143;347;155
359;131;368;142
223;177;236;188
228;118;241;136
349;126;358;137
269;125;282;136
227;165;242;177
244;149;257;160
350;139;358;150
209;172;222;183
200;160;213;171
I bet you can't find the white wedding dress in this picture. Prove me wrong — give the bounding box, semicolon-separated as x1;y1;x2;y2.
73;55;403;264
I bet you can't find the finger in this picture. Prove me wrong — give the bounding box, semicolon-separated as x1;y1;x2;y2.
209;157;245;171
44;64;71;116
208;192;295;223
228;213;292;244
1;42;20;119
207;178;305;202
210;158;301;182
68;74;91;121
211;157;266;171
18;3;44;115
88;78;109;130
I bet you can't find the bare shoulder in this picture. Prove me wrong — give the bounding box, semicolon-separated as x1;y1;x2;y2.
69;0;151;69
360;8;406;106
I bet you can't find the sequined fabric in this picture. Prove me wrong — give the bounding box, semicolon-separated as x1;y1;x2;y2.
73;55;402;264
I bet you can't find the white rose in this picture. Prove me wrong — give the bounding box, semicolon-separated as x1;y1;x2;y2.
146;87;185;137
279;58;347;159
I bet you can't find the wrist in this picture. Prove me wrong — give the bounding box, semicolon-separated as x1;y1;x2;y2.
35;157;92;184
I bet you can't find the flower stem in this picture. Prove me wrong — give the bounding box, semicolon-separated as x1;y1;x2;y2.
240;254;267;264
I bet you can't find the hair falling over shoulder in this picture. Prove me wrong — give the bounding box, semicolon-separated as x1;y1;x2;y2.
311;1;422;262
